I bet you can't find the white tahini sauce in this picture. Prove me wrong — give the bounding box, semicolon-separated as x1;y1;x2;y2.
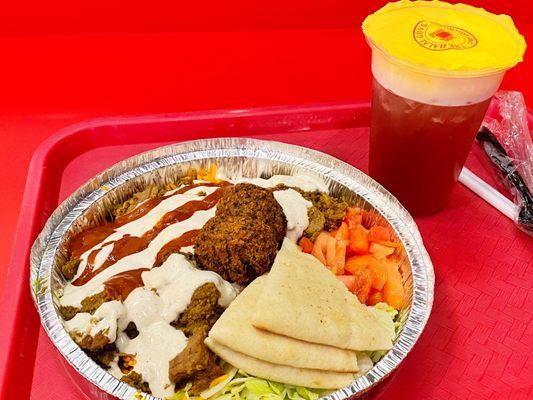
65;254;237;398
60;207;216;308
65;300;125;343
179;245;195;255
238;174;328;193
60;175;328;397
70;185;220;282
273;189;313;242
115;288;187;398
142;253;238;323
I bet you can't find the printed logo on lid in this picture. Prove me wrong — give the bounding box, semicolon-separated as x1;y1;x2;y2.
413;21;477;51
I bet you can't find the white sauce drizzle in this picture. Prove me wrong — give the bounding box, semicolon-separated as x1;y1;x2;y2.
93;243;114;269
71;185;219;281
64;300;125;343
130;197;150;212
61;207;216;308
65;255;238;398
116;287;188;398
179;245;195;254
238;174;328;193
61;175;328;397
141;253;238;323
273;189;313;242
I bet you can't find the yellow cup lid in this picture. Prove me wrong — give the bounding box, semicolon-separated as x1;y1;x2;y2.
362;0;526;75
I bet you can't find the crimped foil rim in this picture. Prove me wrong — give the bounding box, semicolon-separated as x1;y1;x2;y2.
30;138;434;400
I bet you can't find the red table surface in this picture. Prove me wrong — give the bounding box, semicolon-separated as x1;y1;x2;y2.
0;0;532;398
1;104;531;400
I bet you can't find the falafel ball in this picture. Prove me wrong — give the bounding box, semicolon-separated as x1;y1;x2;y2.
194;215;278;285
216;183;287;244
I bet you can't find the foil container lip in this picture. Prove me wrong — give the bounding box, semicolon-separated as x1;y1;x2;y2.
30;138;434;400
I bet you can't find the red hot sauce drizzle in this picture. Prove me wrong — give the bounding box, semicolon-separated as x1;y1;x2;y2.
102;229;201;300
153;229;200;267
71;182;229;287
69;182;225;259
103;268;150;301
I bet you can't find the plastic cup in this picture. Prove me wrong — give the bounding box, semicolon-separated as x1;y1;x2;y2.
362;0;526;216
368;44;506;216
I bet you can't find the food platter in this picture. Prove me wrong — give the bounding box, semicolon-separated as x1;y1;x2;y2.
30;138;434;400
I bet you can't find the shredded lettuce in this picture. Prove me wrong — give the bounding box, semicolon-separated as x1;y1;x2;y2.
244;378;274;397
167;382;193;400
199;368;239;399
367;302;401;363
220;371;325;400
166;370;325;400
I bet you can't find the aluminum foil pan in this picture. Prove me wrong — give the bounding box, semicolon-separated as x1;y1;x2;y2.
30;138;434;400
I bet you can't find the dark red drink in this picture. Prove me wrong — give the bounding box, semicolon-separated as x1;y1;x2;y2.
369;79;492;216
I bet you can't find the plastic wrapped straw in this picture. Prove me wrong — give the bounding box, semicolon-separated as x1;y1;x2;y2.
474;91;533;235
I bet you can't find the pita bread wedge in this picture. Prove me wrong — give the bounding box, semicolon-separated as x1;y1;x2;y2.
208;276;359;372
205;338;355;389
252;239;393;351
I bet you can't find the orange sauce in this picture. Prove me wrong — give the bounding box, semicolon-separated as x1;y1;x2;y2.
71;182;228;286
153;229;200;267
103;268;150;301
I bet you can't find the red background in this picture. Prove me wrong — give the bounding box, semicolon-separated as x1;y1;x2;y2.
0;0;531;311
0;2;532;400
0;0;531;35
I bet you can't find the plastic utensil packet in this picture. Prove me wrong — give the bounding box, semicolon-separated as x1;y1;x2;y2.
478;91;533;235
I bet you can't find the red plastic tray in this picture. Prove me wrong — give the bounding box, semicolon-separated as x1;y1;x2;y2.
0;102;531;400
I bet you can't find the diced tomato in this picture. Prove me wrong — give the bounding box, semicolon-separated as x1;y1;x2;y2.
367;257;387;290
360;210;375;230
311;232;345;274
383;259;406;310
344;254;372;275
325;235;337;272
345;207;363;229
376;240;401;248
367;226;390;243
352;268;373;304
311;232;329;265
345;255;373;303
367;290;384;306
299;237;314;254
345;255;386;291
337;275;356;292
333;240;348;275
369;242;395;260
348;225;369;255
332;222;349;241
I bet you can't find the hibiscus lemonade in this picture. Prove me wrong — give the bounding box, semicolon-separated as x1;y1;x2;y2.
369;76;493;216
362;0;526;216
